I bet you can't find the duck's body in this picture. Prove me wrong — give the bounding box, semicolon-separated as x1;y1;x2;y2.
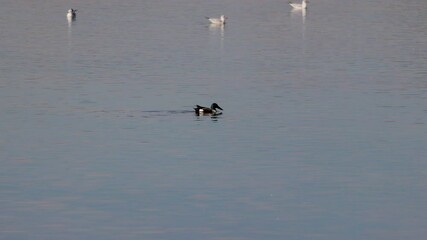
206;15;226;25
67;8;77;21
194;103;223;115
289;0;307;10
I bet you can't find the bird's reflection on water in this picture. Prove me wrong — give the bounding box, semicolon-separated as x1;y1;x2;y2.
194;112;222;121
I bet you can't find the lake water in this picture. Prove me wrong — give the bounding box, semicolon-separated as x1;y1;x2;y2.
1;0;427;239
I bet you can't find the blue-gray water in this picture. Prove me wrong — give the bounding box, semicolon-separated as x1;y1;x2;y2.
1;0;427;239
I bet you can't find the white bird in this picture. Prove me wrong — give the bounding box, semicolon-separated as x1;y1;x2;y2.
67;8;77;21
289;0;307;10
206;15;227;25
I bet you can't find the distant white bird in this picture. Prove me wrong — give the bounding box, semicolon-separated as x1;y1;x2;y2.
206;15;227;25
289;0;307;10
67;8;77;21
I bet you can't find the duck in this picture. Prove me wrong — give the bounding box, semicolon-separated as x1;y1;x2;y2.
67;8;77;21
206;15;227;25
194;103;223;115
289;0;307;10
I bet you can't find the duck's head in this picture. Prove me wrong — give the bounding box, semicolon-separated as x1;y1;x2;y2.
211;103;223;111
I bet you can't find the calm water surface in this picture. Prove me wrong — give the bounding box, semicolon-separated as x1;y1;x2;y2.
1;0;427;239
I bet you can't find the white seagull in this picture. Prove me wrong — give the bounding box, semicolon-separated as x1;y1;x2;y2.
289;0;307;10
206;15;227;25
67;8;77;21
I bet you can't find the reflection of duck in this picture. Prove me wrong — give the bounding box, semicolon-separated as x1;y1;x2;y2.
289;0;307;10
67;8;77;21
206;15;226;25
194;103;223;115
